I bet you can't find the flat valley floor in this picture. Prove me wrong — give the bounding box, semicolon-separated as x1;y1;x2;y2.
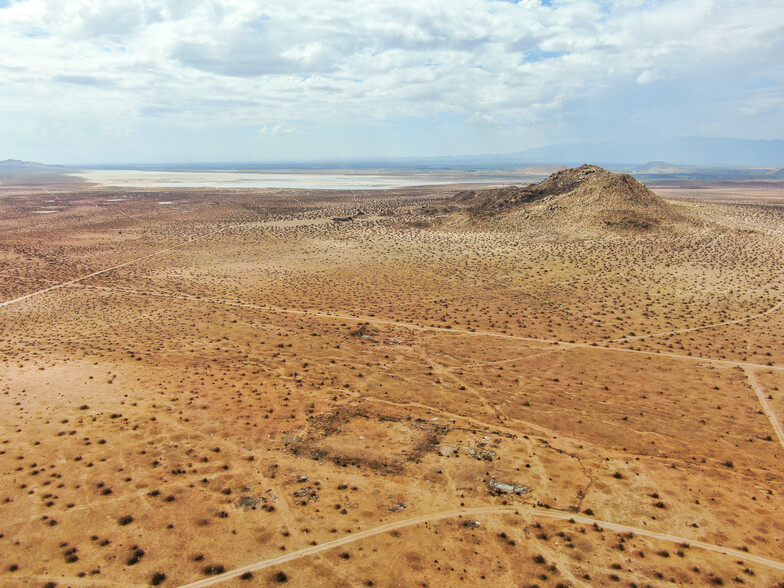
0;180;783;587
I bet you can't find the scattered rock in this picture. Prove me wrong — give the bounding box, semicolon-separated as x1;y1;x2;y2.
487;480;530;495
350;324;377;339
438;444;456;457
236;496;260;510
293;486;319;504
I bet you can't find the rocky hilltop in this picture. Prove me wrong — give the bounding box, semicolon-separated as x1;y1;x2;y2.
453;164;682;232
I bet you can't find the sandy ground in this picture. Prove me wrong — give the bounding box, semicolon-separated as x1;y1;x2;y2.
0;179;782;587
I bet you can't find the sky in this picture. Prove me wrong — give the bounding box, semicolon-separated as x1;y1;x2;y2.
0;0;783;164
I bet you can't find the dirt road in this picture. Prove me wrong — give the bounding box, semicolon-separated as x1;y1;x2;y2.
745;366;784;449
179;505;784;587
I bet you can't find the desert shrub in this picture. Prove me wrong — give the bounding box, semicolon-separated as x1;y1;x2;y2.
203;564;225;575
127;548;145;565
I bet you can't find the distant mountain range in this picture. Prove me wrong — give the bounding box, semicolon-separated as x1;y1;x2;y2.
622;161;691;174
3;136;783;173
0;159;64;172
287;137;784;169
267;137;782;169
502;137;784;168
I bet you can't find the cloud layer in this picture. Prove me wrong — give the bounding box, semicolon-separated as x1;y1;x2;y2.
1;0;783;162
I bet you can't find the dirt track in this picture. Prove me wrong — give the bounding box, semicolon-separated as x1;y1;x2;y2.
609;298;784;343
65;283;784;374
179;505;784;587
745;366;784;449
0;225;234;309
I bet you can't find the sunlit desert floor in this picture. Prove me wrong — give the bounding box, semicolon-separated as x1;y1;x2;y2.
0;179;783;587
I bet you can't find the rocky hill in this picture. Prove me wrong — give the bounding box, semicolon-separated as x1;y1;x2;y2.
452;164;684;233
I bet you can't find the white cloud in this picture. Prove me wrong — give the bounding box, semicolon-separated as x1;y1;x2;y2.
259;124;299;135
0;0;782;162
467;112;502;127
738;91;784;116
636;69;664;85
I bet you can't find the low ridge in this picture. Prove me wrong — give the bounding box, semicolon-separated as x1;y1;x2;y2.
0;159;63;172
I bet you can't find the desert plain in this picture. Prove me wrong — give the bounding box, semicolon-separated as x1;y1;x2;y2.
0;167;783;587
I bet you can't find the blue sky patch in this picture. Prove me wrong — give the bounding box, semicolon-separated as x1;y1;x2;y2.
522;48;568;63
